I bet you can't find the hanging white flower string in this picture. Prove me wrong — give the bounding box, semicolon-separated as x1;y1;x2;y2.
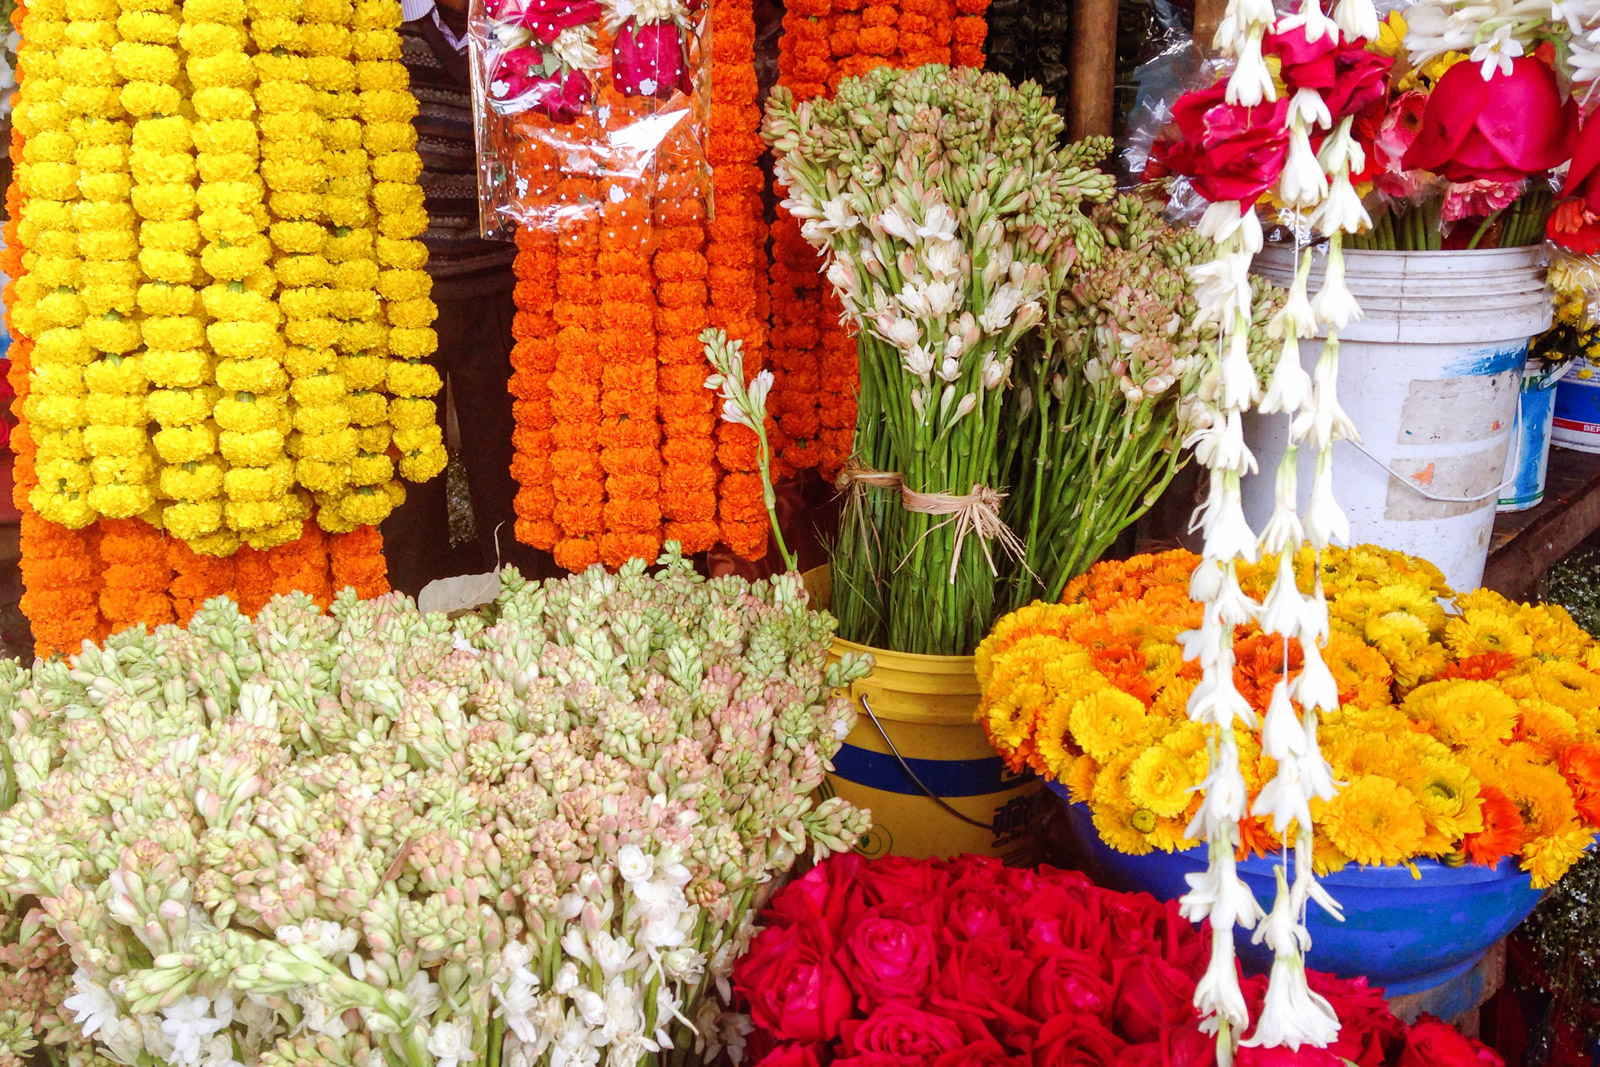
1177;0;1384;1056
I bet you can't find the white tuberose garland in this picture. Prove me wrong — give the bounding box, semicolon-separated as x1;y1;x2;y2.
1180;0;1378;1059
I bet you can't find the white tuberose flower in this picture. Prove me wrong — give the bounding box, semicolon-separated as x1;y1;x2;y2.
64;968;120;1040
160;997;227;1067
428;1020;478;1067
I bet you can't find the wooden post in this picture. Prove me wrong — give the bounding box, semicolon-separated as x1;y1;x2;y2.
1067;0;1118;139
1193;0;1227;55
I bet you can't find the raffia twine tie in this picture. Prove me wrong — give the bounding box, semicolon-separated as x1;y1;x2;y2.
834;462;904;571
899;483;1030;584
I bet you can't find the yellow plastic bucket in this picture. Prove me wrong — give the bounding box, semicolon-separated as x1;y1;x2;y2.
806;568;1040;862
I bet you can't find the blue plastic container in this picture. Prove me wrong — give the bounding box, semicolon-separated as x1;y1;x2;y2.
1554;361;1600;455
1054;786;1545;996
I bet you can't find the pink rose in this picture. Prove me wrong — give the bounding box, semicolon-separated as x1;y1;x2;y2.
1152;83;1291;208
840;911;937;1007
611;19;690;99
1404;57;1576;183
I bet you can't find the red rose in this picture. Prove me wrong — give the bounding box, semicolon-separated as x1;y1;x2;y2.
1313;972;1407;1067
1565;113;1600;214
734;924;854;1044
1323;44;1394;121
1028;949;1116;1022
942;886;1014;942
1154;83;1291;208
754;1045;824;1067
1017;883;1103;959
1102;893;1167;961
840;1003;967;1061
769;858;854;932
852;855;951;910
1398;1017;1506;1067
1113;956;1197;1043
611;19;690;99
1032;1015;1127;1067
933;1040;1028;1067
936;938;1030;1012
834;1057;919;1067
1404;57;1576;182
1264;27;1337;93
1114;1029;1215;1067
1235;1048;1345;1067
840;911;937;1007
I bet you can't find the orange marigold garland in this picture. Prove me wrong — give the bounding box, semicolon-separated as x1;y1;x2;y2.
547;115;604;572
507;140;560;551
952;0;991;66
654;134;718;554
596;96;661;569
98;519;176;632
264;519;333;604
328;523;389;596
167;538;237;624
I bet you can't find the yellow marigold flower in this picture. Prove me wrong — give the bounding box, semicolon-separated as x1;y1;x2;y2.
387;396;436;431
1521;603;1591;661
33;487;99;528
346;390;387;426
377;205;428;242
159;456;226;499
354;425;390;453
399;445;446;482
28;395;89;431
297;458;352;494
1033;691;1085;779
1039;648;1095;692
1516;699;1578;760
1523;824;1597;889
208;321;284;362
1069;688;1151;762
1524;660;1600;717
225;495;290;532
340;320;388;354
218;428;286;468
984;679;1048;753
1404;757;1483;847
144;349;211;389
191;120;257;156
336;484;395;526
224;457;294;502
290;427;358;463
35;458;94;493
386;297;437;330
286;319;342;349
374;233;427;269
138;248;199;283
386;358;440;397
1319;775;1428;868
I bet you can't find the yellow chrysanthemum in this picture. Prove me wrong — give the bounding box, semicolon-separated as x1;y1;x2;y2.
1445;609;1535;661
1375;583;1447;634
1366;611;1449;690
1065;753;1099;804
1403;679;1519;748
1520;604;1592;661
1324;631;1394;708
1523;824;1597;889
1372;10;1405;57
1091;752;1153;856
1069;688;1152;762
1318;775;1429;868
1127;743;1202;819
983;679;1048;753
1515;699;1578;760
1523;660;1600;719
1403;757;1483;849
974;603;1080;686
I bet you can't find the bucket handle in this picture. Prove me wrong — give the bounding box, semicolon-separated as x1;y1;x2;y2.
857;693;999;833
1343;393;1523;505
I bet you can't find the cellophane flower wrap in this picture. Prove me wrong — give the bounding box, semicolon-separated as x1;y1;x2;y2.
980;546;1600;889
0;545;872;1067
728;852;1505;1067
468;0;710;235
763;64;1117;657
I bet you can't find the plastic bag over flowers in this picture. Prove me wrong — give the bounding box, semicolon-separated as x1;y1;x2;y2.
0;544;872;1067
469;0;712;237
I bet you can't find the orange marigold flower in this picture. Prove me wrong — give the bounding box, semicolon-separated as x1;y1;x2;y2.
1462;785;1527;867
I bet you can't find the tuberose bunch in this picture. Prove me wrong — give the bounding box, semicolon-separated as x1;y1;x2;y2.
0;546;870;1067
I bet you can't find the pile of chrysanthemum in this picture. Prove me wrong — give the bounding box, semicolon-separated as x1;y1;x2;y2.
0;546;870;1067
10;0;446;554
977;545;1600;888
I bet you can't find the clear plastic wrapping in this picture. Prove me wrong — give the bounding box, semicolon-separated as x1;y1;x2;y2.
468;0;712;237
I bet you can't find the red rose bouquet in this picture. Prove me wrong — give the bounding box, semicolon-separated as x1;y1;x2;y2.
733;854;1505;1067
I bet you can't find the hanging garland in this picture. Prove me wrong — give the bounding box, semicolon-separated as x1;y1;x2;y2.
508;144;560;551
6;0;408;654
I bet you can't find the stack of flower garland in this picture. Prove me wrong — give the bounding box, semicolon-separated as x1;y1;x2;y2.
0;548;870;1067
4;0;417;653
765;0;990;482
980;546;1600;888
499;0;773;568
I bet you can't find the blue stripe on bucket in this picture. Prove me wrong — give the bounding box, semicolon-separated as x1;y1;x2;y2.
831;742;1033;797
1444;345;1527;377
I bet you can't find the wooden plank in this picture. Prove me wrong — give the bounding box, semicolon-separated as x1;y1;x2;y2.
1067;0;1118;139
1483;447;1600;600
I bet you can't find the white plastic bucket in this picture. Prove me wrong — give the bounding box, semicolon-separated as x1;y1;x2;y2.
1553;358;1600;454
1499;359;1573;512
1246;245;1551;593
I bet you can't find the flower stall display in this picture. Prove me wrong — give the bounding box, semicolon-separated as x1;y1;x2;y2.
0;546;872;1067
1550;251;1600;453
980;546;1600;886
730;851;1507;1067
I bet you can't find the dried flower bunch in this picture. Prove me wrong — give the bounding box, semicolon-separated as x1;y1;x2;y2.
0;547;871;1067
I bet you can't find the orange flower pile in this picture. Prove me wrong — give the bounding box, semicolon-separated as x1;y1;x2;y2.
977;546;1600;889
766;0;989;480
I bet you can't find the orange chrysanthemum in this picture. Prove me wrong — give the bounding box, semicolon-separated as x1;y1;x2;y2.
1462;785;1526;867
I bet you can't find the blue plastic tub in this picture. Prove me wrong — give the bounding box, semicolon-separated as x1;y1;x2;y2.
1054;786;1547;996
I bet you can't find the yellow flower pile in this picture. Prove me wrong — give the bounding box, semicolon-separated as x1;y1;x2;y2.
10;0;446;553
977;546;1600;889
